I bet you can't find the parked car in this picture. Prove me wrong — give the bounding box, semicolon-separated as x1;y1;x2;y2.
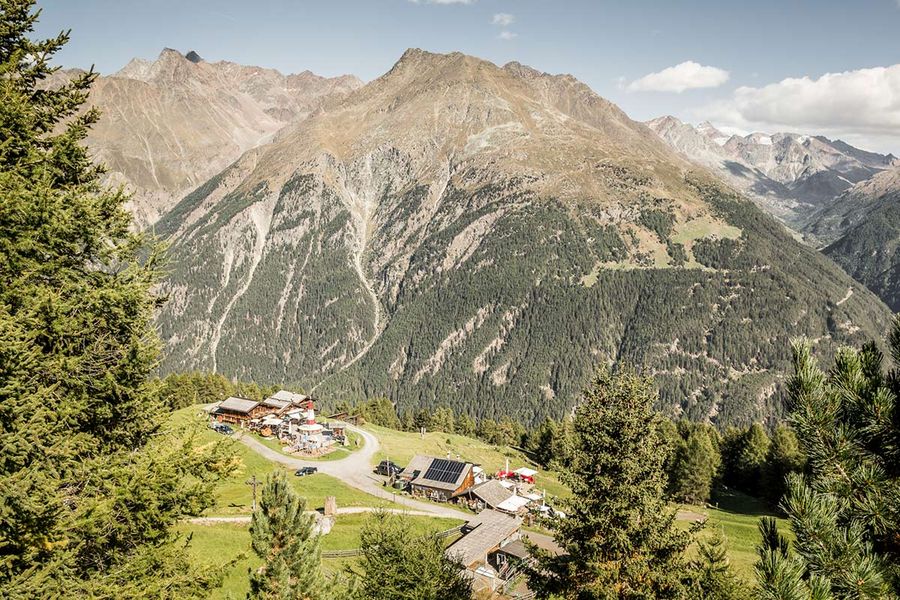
294;466;318;477
375;460;403;476
210;423;234;435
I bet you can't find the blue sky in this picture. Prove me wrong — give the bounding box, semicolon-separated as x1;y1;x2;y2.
34;0;900;153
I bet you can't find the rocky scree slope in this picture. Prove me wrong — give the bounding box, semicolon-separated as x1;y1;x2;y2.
56;48;361;226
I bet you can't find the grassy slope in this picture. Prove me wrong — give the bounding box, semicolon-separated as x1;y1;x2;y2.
680;490;792;580
366;423;569;499
180;514;463;600
177;406;784;592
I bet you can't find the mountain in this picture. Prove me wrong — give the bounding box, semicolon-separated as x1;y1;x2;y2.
153;49;890;427
646;116;897;227
806;167;900;311
68;49;362;226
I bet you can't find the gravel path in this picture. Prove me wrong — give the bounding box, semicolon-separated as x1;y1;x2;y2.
237;426;471;521
185;506;447;525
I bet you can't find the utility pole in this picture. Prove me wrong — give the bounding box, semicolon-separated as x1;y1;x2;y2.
246;475;259;511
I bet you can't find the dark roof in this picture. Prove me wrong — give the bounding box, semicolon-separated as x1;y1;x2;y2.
404;455;473;492
496;539;529;560
261;397;290;410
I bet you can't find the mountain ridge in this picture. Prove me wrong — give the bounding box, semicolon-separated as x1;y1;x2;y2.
154;48;890;427
646;115;898;227
57;48;363;226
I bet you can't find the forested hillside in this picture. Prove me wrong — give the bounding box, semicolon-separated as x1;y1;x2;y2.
806;168;900;311
155;49;891;427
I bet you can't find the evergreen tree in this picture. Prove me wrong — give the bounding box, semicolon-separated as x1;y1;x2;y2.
719;426;746;490
0;2;224;596
528;367;694;599
400;409;416;432
690;530;749;600
430;406;455;433
755;327;900;598
350;510;471;600
357;397;401;429
249;473;325;600
413;408;431;431
761;424;806;505
456;413;476;437
736;424;770;490
550;415;576;469
671;428;721;504
528;417;560;467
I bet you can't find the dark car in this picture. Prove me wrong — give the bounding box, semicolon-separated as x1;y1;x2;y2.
375;460;403;476
210;423;234;435
294;466;318;477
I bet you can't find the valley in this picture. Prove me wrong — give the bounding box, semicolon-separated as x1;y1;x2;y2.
6;2;898;597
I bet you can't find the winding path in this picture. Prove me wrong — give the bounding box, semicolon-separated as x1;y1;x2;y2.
238;426;471;521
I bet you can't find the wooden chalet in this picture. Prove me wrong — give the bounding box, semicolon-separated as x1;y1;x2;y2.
445;509;523;592
400;455;475;502
459;479;514;511
211;397;268;425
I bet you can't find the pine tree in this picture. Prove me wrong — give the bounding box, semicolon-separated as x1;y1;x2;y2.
528;367;694;599
249;473;325;600
690;530;749;600
671;428;721;505
430;406;455;433
761;424;806;505
736;424;770;491
528;417;560;467
0;2;224;596
456;413;476;437
755;325;900;598
350;510;472;600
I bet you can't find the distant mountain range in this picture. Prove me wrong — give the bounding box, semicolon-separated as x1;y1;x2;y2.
646;116;898;228
807;167;900;311
55;49;361;226
100;48;888;427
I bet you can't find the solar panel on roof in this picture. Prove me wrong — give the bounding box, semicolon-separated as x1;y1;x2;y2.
423;458;466;484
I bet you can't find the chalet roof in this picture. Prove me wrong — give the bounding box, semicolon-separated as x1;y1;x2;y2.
271;390;308;404
496;539;529;560
216;397;259;413
446;509;522;568
261;397;291;410
400;454;434;479
496;494;531;514
468;480;514;508
403;455;473;492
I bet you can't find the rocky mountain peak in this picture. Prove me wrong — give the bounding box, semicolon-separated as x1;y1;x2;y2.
185;50;204;63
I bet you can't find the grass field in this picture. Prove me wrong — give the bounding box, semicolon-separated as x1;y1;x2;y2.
679;490;790;581
365;424;569;499
179;513;464;599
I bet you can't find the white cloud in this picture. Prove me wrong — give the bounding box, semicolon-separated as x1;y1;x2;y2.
498;30;518;40
701;64;900;154
492;13;515;26
627;61;730;93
